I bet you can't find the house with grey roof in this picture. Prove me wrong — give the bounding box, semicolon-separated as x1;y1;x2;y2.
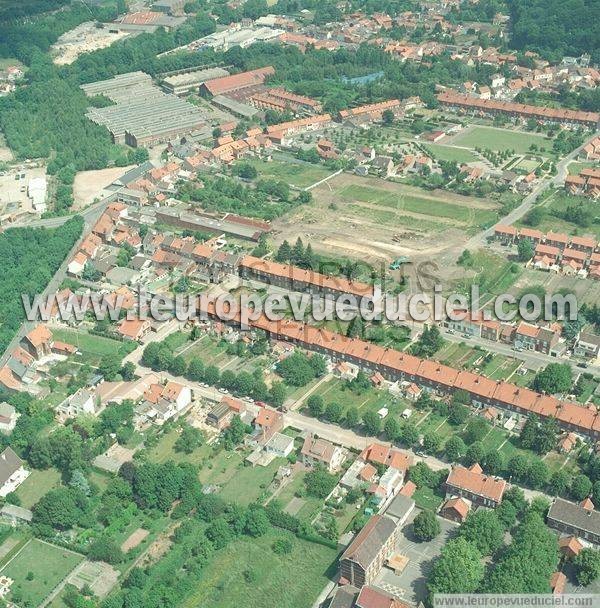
547;497;600;545
340;514;399;587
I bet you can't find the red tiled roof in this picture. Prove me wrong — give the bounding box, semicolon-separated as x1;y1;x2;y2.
446;465;506;503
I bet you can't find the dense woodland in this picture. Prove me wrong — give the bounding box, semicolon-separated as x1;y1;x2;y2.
0;217;83;352
507;0;600;64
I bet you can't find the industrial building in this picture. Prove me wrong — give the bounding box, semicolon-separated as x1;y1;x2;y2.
82;72;207;147
160;67;230;95
200;66;275;97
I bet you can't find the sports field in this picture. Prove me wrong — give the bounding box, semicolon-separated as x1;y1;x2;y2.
1;539;84;607
422;143;478;163
450;126;553;155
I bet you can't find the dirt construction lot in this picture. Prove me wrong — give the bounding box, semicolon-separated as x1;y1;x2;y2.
73;165;134;209
272;173;500;264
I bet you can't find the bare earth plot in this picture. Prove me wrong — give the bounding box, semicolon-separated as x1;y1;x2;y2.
273;173;500;263
73;165;134;209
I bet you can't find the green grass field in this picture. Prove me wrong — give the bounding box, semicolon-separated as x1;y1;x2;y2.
15;468;61;508
451;126;553;155
243;159;332;189
179;530;337;608
338;183;498;228
51;328;136;366
422;143;478;164
2;539;84;607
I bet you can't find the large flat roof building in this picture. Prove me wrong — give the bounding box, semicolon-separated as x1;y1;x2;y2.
160;67;230;95
82;72;207;147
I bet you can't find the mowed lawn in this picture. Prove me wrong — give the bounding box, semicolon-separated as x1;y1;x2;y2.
15;468;61;509
451;126;553;155
243;159;332;189
51;328;136;365
2;539;84;607
179;531;337;608
422;143;478;163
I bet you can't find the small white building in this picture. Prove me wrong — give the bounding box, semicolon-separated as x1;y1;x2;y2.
0;403;18;434
28;177;47;213
0;447;29;497
264;432;294;458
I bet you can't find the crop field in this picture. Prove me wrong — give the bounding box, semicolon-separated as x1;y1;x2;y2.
180;530;337;608
450;126;553;155
1;539;84;607
274;173;501;263
243;159;333;189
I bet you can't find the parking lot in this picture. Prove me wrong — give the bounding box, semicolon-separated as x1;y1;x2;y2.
0;165;47;219
375;509;458;605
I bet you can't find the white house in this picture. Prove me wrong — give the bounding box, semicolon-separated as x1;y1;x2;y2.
67;252;88;277
0;403;18;434
574;331;600;363
28;177;47;213
56;389;100;420
0;447;29;497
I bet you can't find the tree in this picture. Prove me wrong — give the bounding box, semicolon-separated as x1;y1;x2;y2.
121;361;136;381
483;513;559;593
384;417;401;442
32;487;88;531
325;401;343;423
187;358;205;382
307;394;324;417
574;548;600;586
382;109;395;125
88;537;123;564
464;441;484;467
305;469;337;498
464;418;489;444
169;356;187;377
268;382;286;407
412;325;443;357
401;423;419;447
445;436;466;462
422;431;442;454
517;239;534;261
244;508;269;537
345;406;360;428
482;450;504;476
272;537;293;555
276;352;315;386
276;240;292;262
525;458;549;489
571;474;593;501
222;415;247;449
206;517;234;549
174;424;204;454
533;363;572;394
413;510;440;542
548;470;569;496
459;509;504;556
362;410;381;436
448;402;469;425
99;354;121;381
496;500;517;529
428;538;484;595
